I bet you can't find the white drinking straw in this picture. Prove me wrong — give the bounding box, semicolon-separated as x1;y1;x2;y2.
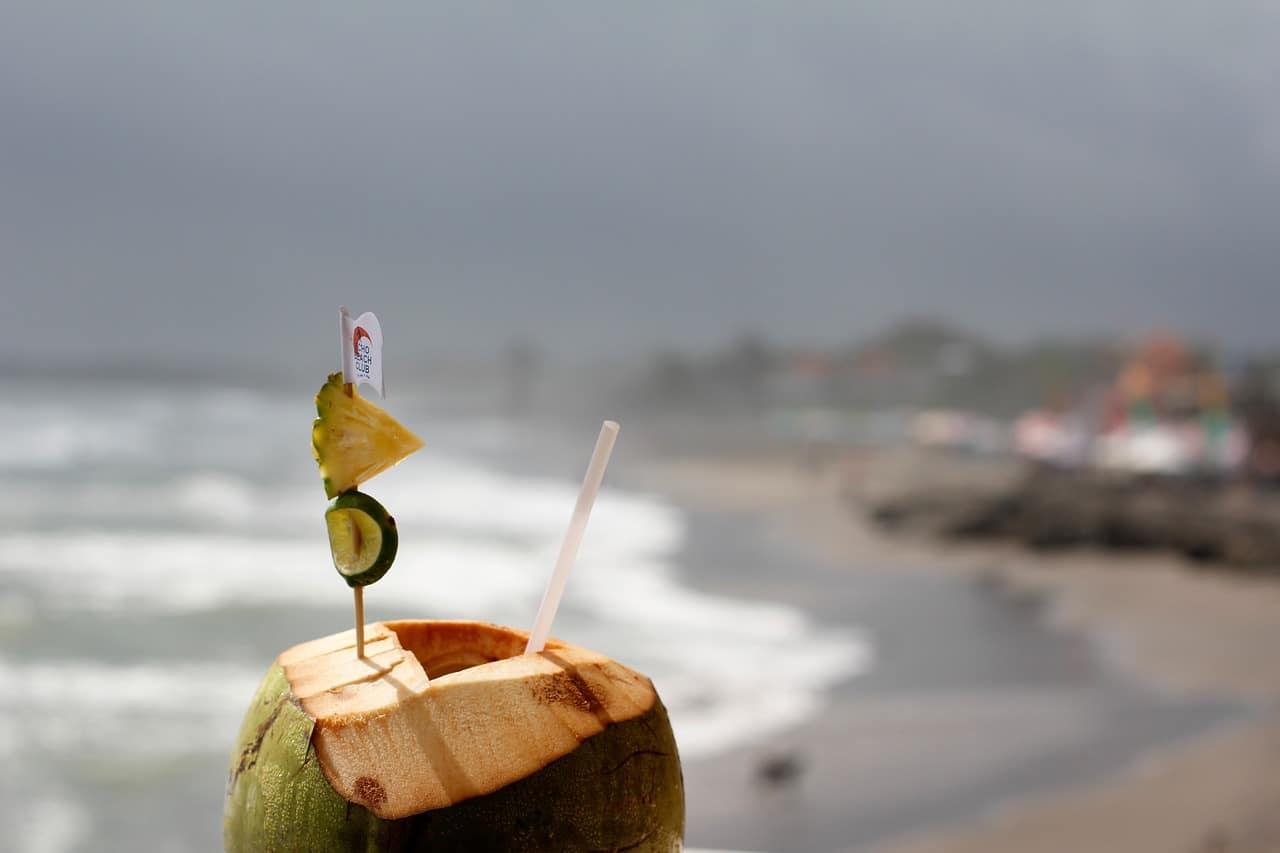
525;420;619;655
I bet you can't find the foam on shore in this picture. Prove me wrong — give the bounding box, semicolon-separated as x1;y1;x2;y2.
0;381;871;849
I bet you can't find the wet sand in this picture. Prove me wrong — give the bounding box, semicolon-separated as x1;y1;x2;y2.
641;454;1280;853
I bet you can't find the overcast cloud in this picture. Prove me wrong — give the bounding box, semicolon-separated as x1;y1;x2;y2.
2;2;1277;370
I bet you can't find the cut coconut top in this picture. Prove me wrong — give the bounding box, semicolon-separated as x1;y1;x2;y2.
276;620;657;819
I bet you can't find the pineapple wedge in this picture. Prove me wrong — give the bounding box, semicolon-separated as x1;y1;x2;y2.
312;373;424;498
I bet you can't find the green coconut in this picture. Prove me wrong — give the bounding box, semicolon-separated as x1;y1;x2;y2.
224;620;684;852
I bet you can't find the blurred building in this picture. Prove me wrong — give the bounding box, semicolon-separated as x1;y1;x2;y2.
1013;333;1248;476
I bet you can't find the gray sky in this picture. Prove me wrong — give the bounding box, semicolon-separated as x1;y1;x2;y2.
2;2;1278;371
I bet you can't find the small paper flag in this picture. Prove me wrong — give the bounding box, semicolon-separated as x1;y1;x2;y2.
339;307;385;397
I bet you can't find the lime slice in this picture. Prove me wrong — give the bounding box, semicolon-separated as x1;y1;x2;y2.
324;490;398;588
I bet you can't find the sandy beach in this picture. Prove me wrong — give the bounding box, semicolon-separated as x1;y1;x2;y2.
643;453;1280;853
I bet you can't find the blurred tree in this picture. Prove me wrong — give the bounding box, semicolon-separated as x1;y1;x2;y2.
719;333;776;412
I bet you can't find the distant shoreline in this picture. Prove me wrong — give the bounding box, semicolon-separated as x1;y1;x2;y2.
638;447;1280;853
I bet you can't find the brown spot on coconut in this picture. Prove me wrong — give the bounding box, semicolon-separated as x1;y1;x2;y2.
353;776;388;809
223;620;684;852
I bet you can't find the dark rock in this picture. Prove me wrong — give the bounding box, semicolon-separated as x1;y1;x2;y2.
857;453;1280;573
755;753;806;789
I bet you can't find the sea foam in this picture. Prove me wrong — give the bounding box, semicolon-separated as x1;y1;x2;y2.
0;382;871;769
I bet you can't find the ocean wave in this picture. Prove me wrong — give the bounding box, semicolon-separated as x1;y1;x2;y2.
0;657;265;764
4;795;91;853
0;383;306;473
1;460;683;557
0;520;870;760
0;628;866;771
0;383;870;762
0;413;151;471
0;529;538;613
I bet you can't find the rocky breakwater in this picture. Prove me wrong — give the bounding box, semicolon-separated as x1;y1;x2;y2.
856;450;1280;572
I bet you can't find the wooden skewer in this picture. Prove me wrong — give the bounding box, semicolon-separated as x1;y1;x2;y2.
353;587;365;659
343;379;367;659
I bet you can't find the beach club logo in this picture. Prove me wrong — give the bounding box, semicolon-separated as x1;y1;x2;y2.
352;325;374;382
340;309;385;396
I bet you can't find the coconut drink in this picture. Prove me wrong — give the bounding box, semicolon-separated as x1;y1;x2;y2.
223;621;684;852
224;316;683;850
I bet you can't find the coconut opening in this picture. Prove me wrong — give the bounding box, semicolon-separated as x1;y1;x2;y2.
384;620;537;679
270;620;663;820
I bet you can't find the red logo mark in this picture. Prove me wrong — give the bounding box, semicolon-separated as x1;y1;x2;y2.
352;326;372;355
